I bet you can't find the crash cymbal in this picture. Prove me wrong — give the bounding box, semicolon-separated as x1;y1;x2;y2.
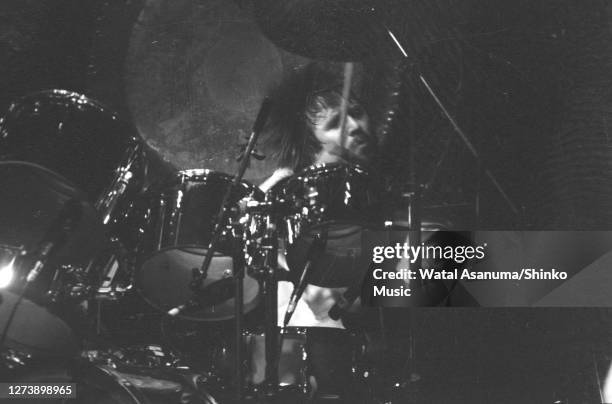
254;0;382;61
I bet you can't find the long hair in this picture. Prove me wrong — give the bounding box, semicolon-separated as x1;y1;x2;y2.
264;63;347;171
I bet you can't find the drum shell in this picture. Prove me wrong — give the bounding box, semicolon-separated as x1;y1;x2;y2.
271;164;382;239
135;169;262;321
271;164;383;288
0;89;146;203
138;170;259;253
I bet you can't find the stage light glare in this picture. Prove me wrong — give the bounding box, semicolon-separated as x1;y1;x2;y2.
0;258;15;288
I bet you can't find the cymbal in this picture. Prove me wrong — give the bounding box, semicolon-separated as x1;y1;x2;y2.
254;0;382;61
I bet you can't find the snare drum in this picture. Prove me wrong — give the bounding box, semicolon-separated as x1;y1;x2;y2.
271;164;382;288
135;169;262;321
272;163;381;240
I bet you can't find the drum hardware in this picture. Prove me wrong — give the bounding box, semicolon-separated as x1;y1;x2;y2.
191;96;271;291
16;198;82;286
95;244;133;300
96;143;143;226
46;265;91;303
252;197;282;399
1;347;31;371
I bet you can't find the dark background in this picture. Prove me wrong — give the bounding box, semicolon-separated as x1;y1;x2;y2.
2;1;612;402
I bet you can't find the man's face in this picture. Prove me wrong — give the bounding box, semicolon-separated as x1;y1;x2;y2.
310;101;376;165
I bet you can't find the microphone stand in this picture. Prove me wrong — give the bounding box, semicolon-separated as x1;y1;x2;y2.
185;97;270;402
190;97;270;290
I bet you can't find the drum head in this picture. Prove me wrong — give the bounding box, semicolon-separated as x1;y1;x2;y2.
138;248;260;321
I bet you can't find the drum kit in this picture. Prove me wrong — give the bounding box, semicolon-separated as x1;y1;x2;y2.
0;89;418;402
0;33;520;404
0;18;526;404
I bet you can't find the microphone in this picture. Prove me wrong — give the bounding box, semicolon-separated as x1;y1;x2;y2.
282;259;314;327
282;230;328;327
26;198;83;283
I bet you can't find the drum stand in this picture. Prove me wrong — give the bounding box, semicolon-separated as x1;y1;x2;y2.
232;241;246;402
259;208;280;398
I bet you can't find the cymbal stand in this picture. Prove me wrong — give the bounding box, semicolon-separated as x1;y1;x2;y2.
384;25;520;220
381;25;520;400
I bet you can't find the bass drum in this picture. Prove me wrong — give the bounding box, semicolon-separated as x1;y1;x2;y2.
0;162;106;360
135;169;262;321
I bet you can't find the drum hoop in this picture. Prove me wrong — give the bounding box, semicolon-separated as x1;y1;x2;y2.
7;89;114;117
152;168;262;197
139;244;230;258
294;162;368;179
269;163;370;195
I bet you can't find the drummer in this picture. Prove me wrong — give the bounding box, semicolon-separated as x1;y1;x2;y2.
261;63;377;193
261;62;377;323
260;62;378;399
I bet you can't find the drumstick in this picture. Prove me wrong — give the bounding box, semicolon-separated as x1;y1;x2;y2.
338;62;354;153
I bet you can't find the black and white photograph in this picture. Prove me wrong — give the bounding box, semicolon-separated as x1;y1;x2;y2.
2;0;612;402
